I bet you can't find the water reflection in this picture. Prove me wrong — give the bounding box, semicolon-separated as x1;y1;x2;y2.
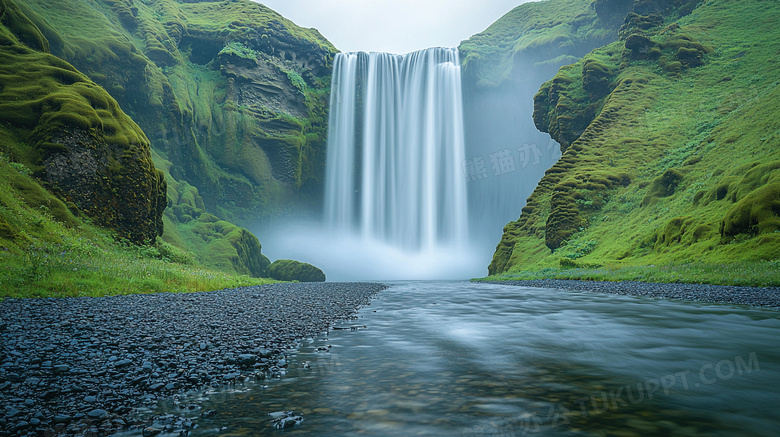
141;282;780;436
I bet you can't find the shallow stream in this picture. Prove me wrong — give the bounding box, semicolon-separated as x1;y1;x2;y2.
140;281;780;436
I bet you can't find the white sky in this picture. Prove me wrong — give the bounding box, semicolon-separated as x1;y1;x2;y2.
253;0;536;55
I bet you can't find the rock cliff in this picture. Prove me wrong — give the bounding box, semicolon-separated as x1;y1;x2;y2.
486;0;780;277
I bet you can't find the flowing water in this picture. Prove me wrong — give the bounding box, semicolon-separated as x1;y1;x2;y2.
258;48;480;281
149;282;780;436
325;48;468;251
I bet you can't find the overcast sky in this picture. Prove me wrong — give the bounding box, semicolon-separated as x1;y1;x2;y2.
253;0;536;55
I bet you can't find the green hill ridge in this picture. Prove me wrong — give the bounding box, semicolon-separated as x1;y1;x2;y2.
0;0;333;295
485;0;780;285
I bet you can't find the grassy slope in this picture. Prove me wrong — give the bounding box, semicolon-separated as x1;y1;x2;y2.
459;0;627;87
0;0;167;245
0;154;274;298
0;0;338;296
6;0;335;278
485;0;780;286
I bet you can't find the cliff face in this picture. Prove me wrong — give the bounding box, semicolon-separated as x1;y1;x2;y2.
0;0;166;244
488;0;780;276
15;0;334;224
458;0;631;254
1;0;335;276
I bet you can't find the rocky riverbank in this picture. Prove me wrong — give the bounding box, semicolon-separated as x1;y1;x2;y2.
0;282;386;436
489;279;780;310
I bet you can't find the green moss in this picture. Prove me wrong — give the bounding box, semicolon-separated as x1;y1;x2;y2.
720;183;780;238
459;0;625;87
0;24;165;243
545;191;582;250
13;0;337;229
618;12;663;40
267;259;325;282
489;0;780;281
219;41;256;60
641;168;684;206
0;0;49;51
582;57;615;96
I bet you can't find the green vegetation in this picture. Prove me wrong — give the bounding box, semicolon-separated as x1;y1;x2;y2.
487;0;780;285
0;0;166;244
219;41;257;60
0;0;338;295
0;0;330;297
479;260;780;288
15;0;335;236
267;259;326;283
0;154;273;298
459;0;630;87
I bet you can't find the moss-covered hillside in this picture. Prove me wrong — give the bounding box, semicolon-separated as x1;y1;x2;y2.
460;0;647;87
0;0;166;244
13;0;334;226
488;0;780;285
1;0;335;279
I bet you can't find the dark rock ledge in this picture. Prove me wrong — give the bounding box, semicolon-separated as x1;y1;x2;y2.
0;282;386;436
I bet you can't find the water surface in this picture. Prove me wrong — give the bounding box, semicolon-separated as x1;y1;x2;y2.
150;281;780;436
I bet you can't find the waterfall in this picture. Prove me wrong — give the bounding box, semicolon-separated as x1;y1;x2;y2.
324;47;469;253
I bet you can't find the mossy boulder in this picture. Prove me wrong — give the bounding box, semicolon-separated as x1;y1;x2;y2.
582;58;615;96
0;8;166;244
618;12;664;40
720;180;780;238
624;33;657;59
642;169;684;206
593;0;634;20
266;259;326;282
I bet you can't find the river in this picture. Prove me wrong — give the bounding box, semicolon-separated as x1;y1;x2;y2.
146;281;780;436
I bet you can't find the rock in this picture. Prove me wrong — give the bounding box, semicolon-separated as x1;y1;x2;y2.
0;282;386;435
54;414;72;424
201;410;216;418
266;260;326;282
87;409;108;420
268;411;303;429
237;354;257;366
114;359;133;368
53;364;70;374
12;421;29;432
143;427;162;437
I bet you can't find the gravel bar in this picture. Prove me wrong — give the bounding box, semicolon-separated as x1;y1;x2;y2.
488;279;780;309
0;282;386;436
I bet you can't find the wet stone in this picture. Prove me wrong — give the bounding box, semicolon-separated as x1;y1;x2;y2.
0;282;385;436
87;409;108;420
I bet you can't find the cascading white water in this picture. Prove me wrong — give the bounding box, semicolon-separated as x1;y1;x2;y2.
324;47;468;254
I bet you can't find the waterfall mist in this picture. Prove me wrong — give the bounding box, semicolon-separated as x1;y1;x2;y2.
262;48;480;281
461;71;563;266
